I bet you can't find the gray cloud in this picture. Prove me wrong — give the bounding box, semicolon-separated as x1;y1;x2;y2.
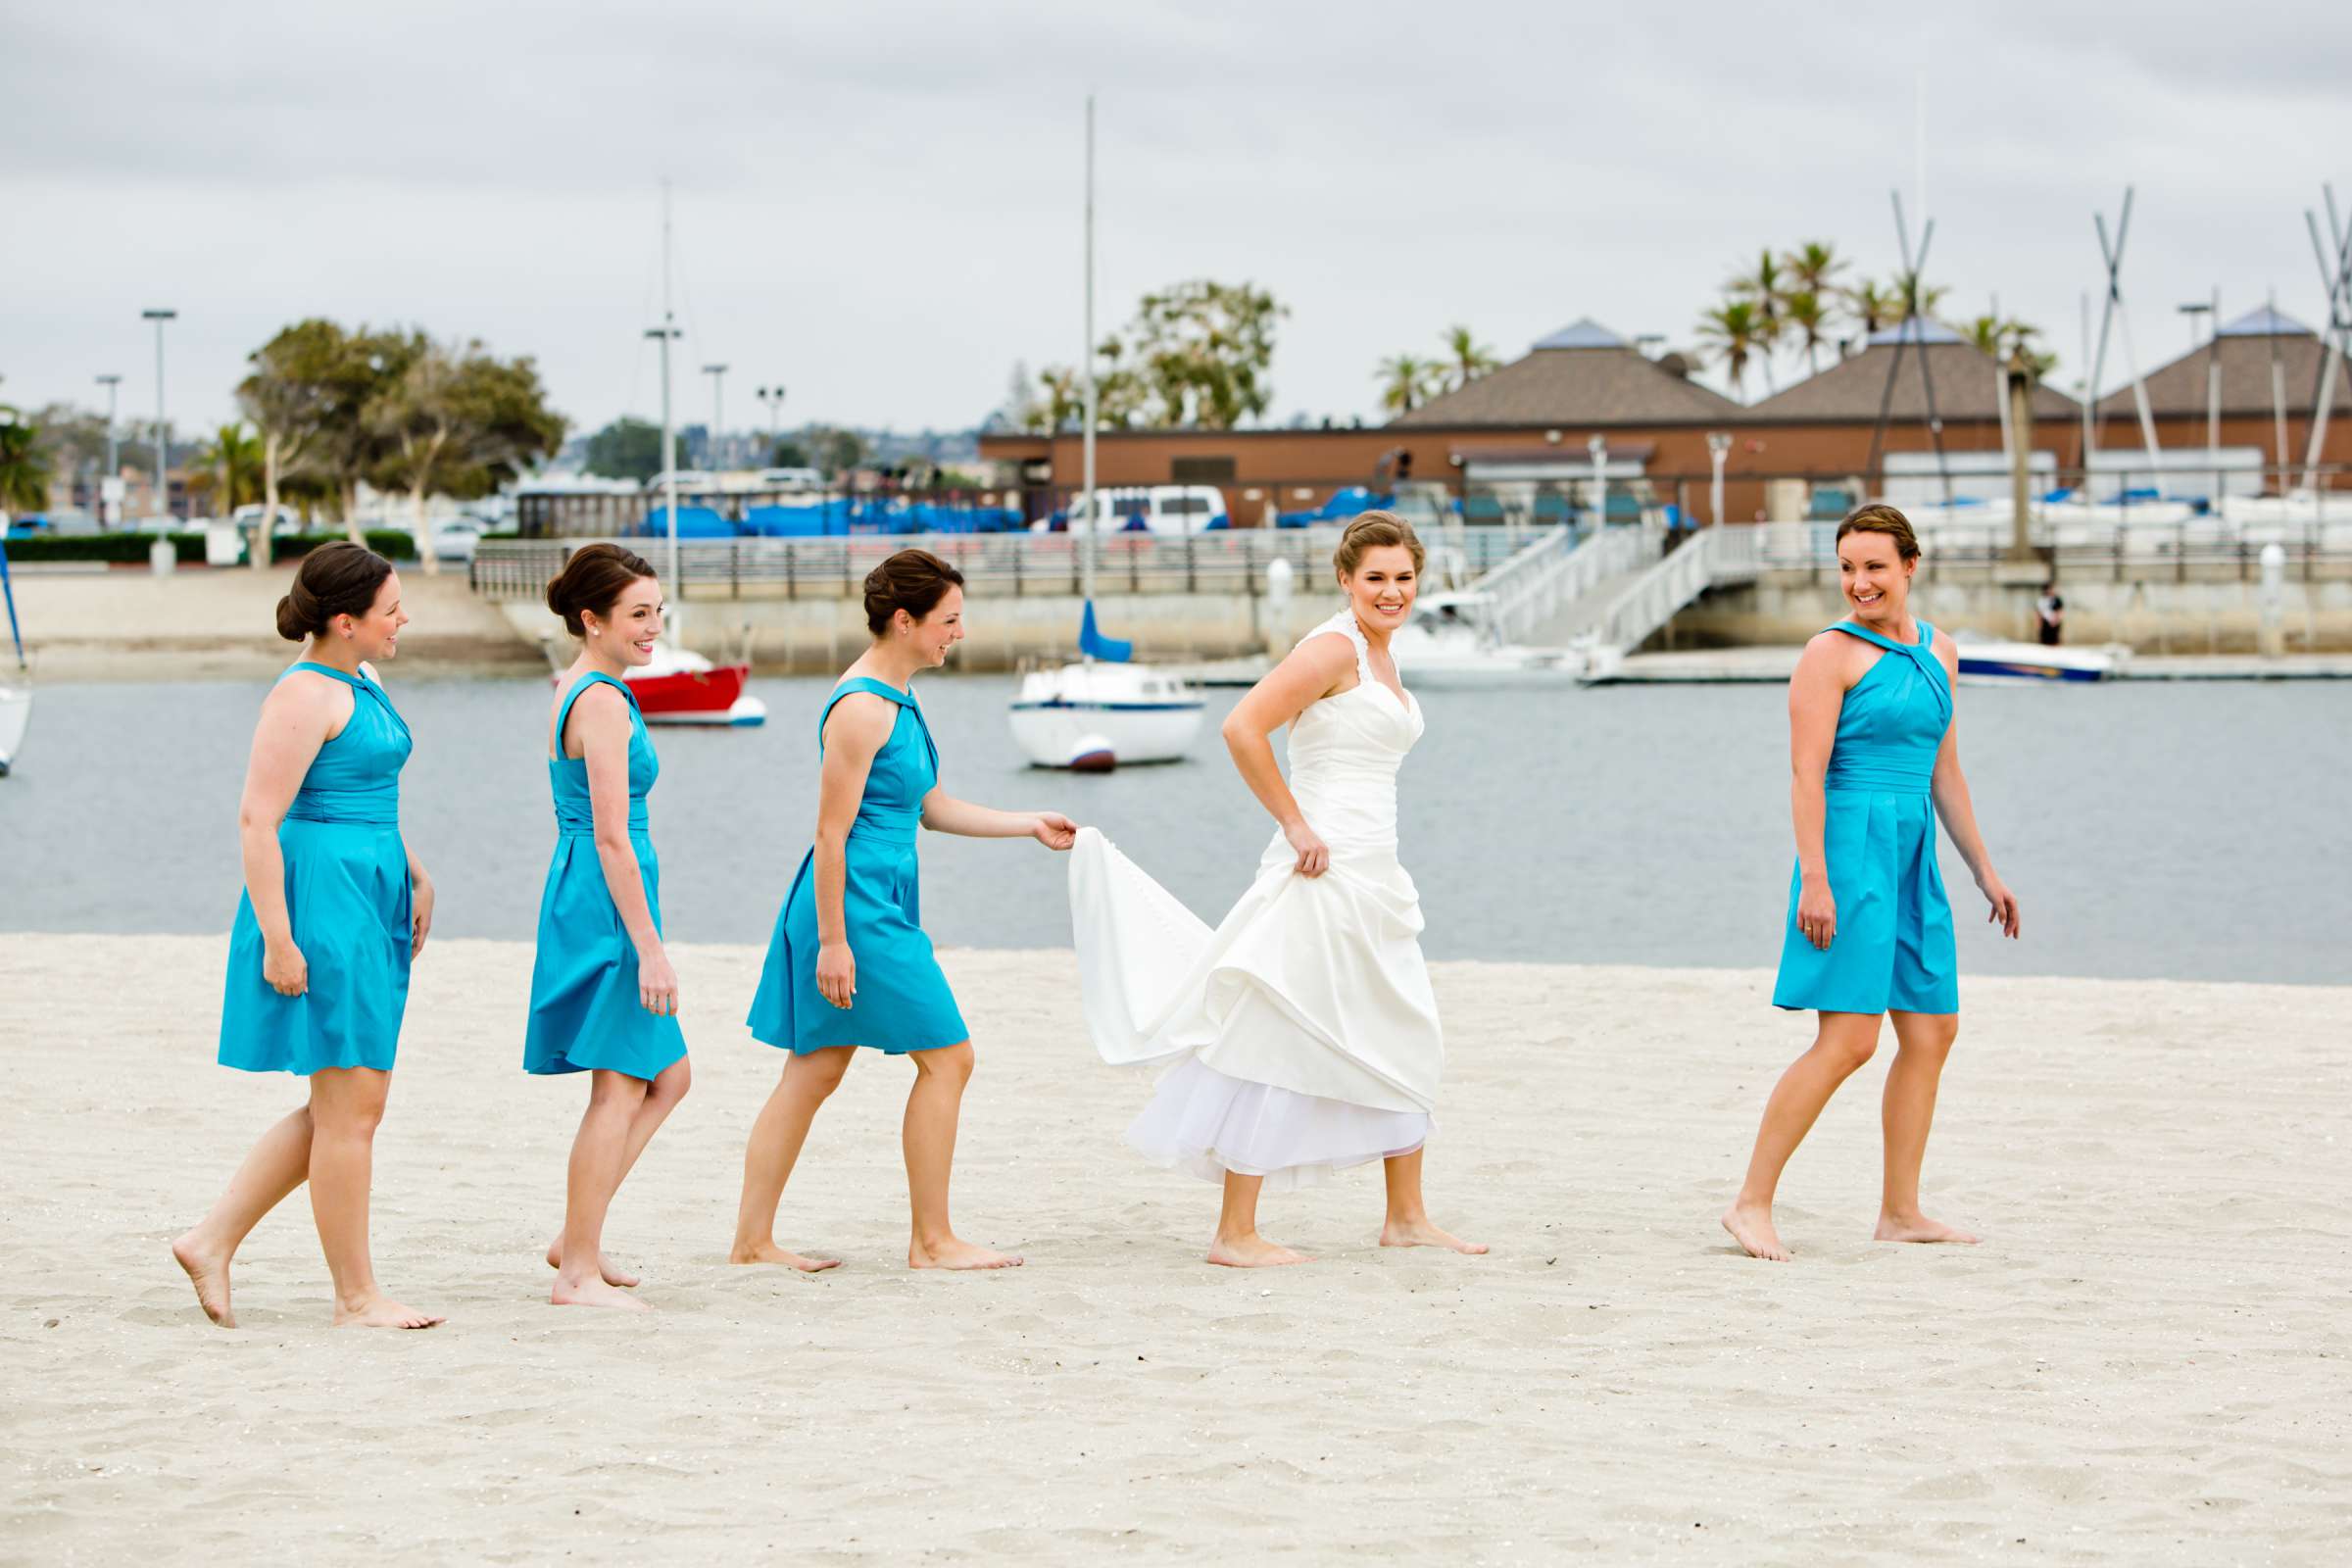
4;0;2348;438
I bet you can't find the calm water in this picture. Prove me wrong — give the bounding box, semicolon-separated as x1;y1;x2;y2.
2;672;2345;986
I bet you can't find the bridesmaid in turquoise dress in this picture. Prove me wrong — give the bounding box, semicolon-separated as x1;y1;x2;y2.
172;542;442;1330
1724;504;2020;1263
527;545;692;1311
731;549;1076;1273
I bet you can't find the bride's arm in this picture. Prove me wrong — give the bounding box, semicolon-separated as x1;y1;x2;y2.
1222;633;1352;878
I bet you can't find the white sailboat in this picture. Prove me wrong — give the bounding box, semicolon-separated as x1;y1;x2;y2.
0;539;31;776
1007;96;1203;771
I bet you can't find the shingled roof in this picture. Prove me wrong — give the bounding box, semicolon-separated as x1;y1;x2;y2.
1749;322;2081;422
2094;308;2352;417
1391;318;1744;427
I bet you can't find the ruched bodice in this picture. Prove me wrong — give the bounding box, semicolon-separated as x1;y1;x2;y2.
549;672;658;837
284;662;410;826
1284;610;1424;852
1823;619;1950;795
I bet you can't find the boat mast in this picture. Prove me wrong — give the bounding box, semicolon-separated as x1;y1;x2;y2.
1080;95;1098;611
661;178;680;605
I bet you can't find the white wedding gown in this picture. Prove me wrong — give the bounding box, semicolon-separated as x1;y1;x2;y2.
1069;609;1443;1191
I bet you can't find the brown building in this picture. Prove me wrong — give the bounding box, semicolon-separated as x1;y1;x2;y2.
2089;305;2352;476
980;313;2352;527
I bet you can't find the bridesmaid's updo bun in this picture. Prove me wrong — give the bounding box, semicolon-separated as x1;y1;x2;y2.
275;540;394;642
1333;510;1425;577
545;543;659;636
1837;502;1922;562
863;549;965;636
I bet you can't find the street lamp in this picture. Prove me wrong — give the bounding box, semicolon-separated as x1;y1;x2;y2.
141;309;176;527
95;373;122;527
646;324;683;597
756;384;787;451
702;363;728;471
1706;430;1733;526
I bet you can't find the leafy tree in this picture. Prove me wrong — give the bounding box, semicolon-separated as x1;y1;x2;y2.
1374;354;1444;415
1890;269;1948;325
1442;324;1499;390
0;406;52;514
1128;279;1286;428
1696;300;1769;401
1782;240;1846;300
193;422;265;517
769;439;811;468
239;319;362;563
1784;290;1835;374
583;417;668;483
365;338;564;573
1728;249;1788;391
1844;279;1898;339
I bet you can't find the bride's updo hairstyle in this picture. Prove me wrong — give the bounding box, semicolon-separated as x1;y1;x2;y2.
864;548;965;636
1333;510;1426;578
546;542;659;636
275;540;394;642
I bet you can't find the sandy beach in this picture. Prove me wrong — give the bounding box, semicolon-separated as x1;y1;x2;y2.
3;934;2347;1564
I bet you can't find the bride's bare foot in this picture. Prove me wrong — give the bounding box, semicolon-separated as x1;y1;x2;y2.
171;1231;235;1328
551;1275;651;1311
1206;1232;1310;1268
728;1240;843;1272
1722;1202;1791;1262
332;1293;444;1329
907;1235;1024;1271
1379;1217;1489;1254
546;1239;640;1287
1874;1211;1982;1246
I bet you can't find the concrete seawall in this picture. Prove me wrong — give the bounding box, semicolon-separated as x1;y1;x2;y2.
1665;570;2352;655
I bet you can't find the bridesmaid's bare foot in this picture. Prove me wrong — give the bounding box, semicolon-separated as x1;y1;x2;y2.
551;1276;651;1311
1874;1210;1982;1246
546;1239;640;1287
332;1293;444;1329
1722;1202;1792;1261
907;1235;1024;1271
1379;1216;1488;1254
171;1232;235;1328
1207;1233;1310;1268
728;1240;843;1271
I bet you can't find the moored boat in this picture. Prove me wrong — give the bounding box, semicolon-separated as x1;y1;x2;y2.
1951;631;2125;684
1009;603;1203;768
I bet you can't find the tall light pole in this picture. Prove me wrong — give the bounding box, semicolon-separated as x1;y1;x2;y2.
757;385;786;454
1707;430;1733;526
142;309;176;526
95;373;122;527
647;324;682;595
1586;432;1608;529
702;363;728;471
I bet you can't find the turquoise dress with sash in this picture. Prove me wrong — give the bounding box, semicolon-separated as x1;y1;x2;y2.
747;677;968;1055
524;672;687;1080
219;662;413;1075
1772;620;1960;1015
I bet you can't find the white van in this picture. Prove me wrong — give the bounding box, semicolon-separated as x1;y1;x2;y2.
1032;484;1230;536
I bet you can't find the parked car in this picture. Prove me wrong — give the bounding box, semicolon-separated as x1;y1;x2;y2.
432;514;496;564
1030;484;1230;536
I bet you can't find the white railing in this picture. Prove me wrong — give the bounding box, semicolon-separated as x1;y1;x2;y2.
1585;525;1762;656
1476;522;1662;644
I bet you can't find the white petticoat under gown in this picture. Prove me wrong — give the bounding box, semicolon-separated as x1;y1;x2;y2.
1069;609;1443;1192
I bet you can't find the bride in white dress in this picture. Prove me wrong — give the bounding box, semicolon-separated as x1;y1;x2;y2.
1069;513;1485;1267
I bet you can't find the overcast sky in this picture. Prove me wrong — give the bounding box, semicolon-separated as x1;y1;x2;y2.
5;1;2348;444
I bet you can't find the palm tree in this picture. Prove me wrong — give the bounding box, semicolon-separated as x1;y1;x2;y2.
197;421;265;519
1891;268;1949;326
1728;249;1788;391
0;406;52;514
1784;290;1835;374
1441;324;1499;390
1695;301;1768;402
1783;240;1846;300
1375;354;1442;415
1844;278;1898;338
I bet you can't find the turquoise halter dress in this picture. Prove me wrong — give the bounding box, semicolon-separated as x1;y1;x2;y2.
524;672;688;1080
747;677;968;1055
1772;620;1960;1016
219;662;414;1075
